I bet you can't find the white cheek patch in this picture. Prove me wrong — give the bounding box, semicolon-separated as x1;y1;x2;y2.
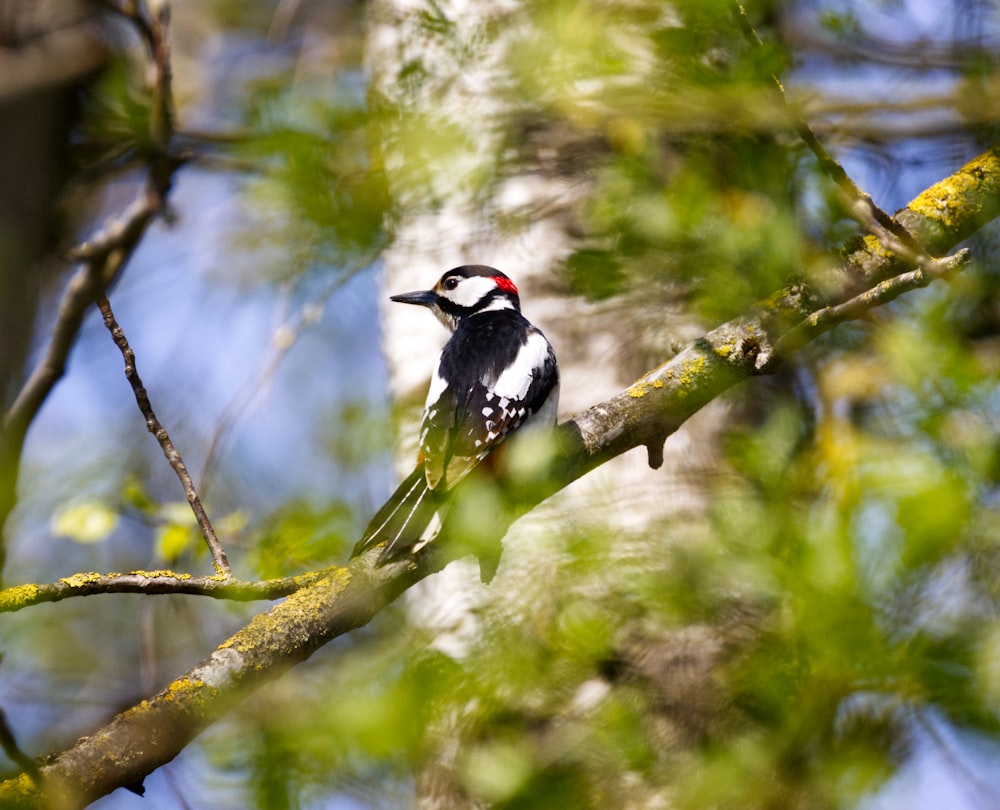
489;331;551;401
446;276;499;307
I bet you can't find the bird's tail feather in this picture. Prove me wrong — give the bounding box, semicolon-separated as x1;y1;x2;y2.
352;463;443;564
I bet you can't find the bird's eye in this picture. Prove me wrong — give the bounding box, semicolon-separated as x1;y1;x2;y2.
443;277;459;290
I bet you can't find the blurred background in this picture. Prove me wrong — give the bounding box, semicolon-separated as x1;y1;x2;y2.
1;0;1000;808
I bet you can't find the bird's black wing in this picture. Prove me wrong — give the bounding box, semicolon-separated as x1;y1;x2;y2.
422;314;558;490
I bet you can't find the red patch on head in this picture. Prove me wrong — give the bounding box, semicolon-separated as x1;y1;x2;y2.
493;275;518;295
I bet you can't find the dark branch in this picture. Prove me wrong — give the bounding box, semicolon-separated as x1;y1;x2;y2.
732;1;925;254
96;296;231;576
0;0;182;574
0;706;39;783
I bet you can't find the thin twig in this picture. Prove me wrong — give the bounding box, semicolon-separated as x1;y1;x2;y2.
848;197;947;272
909;706;998;810
0;569;328;613
0;706;40;782
732;1;924;254
4;183;164;441
0;184;166;577
775;249;970;358
96;296;231;576
68;181;168;263
198;263;369;496
1;0;181;573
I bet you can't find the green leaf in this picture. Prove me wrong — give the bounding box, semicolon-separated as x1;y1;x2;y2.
156;523;197;563
51;501;119;544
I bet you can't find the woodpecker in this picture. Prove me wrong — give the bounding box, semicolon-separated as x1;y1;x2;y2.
352;265;560;565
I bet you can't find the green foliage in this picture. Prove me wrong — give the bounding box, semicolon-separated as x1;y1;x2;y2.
506;0;806;319
75;54;154;169
250;501;355;579
665;285;1000;805
229;2;997;806
19;0;1000;807
234;73;390;281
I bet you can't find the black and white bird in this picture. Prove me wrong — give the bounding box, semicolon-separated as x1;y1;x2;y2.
352;265;560;565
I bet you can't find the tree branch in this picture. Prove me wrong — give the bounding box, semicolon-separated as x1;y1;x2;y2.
732;1;925;254
0;570;325;612
0;139;996;808
0;707;39;784
774;248;972;359
96;295;230;575
0;0;182;572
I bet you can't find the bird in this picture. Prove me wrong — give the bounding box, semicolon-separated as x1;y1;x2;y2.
352;265;560;567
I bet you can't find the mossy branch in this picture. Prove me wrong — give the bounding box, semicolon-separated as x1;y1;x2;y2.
0;570;328;612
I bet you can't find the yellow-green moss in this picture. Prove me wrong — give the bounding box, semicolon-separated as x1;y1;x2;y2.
163;677;207;702
0;583;40;611
862;233;893;259
59;572;104;588
906;146;1000;233
129;569;192;580
0;771;37;800
629;376;666;397
678;356;707;386
219;569;352;659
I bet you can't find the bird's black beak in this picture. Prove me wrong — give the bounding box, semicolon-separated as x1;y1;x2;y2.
390;289;437;307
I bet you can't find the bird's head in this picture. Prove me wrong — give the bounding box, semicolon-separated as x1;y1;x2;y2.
390;265;521;331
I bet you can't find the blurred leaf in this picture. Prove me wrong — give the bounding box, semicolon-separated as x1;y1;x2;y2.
121;475;156;514
155;522;197;563
51;501;119;544
251;501;356;579
75;55;152;170
460;741;534;803
564;249;625;299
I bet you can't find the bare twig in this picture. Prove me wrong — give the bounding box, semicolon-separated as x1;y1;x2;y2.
1;0;182;572
775;249;971;358
0;706;39;783
849;197;947;272
3;268;101;442
199;263;368;495
0;182;167;577
96;296;231;575
770;168;973;360
732;2;925;255
4;184;165;442
0;569;325;613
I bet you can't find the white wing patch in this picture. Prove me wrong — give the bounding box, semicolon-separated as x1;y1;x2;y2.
489;331;551;401
424;366;449;409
